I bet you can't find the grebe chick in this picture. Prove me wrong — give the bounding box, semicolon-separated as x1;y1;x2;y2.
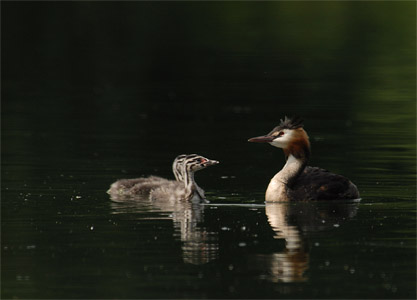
248;116;360;201
107;154;219;201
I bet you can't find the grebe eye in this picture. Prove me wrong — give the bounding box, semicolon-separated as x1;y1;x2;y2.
278;131;284;137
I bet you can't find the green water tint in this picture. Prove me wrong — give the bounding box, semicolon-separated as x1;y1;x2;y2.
2;1;415;299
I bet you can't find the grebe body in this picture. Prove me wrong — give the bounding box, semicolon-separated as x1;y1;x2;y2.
107;154;219;201
249;116;359;201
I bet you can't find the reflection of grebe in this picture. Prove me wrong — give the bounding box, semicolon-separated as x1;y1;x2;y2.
107;154;219;201
266;202;309;282
248;116;360;201
256;201;359;283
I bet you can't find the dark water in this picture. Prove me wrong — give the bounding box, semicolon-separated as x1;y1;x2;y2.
2;2;416;299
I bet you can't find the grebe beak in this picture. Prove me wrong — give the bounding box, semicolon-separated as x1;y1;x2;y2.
248;135;275;143
203;159;219;167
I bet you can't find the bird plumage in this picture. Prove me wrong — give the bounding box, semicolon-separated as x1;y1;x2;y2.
107;154;219;202
249;116;360;201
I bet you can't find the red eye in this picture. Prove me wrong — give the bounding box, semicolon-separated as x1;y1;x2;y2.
278;132;284;137
200;158;208;163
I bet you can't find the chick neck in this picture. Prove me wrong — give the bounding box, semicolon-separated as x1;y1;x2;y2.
182;169;205;200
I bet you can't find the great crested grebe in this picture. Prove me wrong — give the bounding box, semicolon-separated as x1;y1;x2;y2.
248;116;360;201
107;154;219;201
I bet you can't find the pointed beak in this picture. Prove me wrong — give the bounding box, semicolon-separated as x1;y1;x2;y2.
248;135;275;143
203;159;219;167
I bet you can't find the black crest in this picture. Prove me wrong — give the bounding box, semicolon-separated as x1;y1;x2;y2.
275;116;304;131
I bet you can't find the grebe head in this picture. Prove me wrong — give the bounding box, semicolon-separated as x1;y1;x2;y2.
248;116;311;159
173;154;219;181
184;154;219;172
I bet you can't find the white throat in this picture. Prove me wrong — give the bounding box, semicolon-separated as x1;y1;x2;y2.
265;154;305;202
277;154;304;184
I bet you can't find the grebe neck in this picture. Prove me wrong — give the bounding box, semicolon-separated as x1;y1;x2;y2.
266;154;307;202
277;154;307;186
182;170;205;200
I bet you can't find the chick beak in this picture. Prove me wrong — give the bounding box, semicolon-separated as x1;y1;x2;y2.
203;159;219;167
248;135;275;143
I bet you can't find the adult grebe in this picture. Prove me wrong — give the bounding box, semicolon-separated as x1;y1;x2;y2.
248;116;360;201
107;154;219;201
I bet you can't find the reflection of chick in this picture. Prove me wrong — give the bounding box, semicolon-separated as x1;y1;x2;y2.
249;116;360;201
107;154;219;201
108;155;220;265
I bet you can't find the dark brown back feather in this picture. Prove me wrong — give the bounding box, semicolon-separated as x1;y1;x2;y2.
289;166;360;201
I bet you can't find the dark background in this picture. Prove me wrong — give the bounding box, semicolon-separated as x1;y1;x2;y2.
3;1;415;184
